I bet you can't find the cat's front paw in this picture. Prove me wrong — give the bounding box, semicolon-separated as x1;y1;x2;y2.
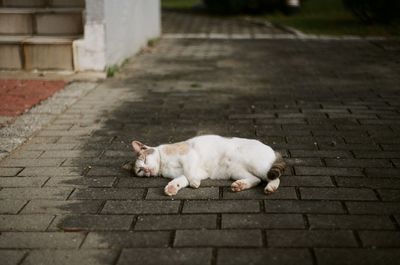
164;184;179;196
231;180;248;192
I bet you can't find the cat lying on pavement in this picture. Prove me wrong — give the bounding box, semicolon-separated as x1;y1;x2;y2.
123;135;285;196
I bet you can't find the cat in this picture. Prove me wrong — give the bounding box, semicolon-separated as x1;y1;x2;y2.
123;135;285;196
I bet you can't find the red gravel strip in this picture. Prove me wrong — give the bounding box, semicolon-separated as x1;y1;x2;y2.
0;80;66;116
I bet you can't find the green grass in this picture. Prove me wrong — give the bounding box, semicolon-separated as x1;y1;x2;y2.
148;37;160;47
106;65;119;78
162;0;201;10
263;0;400;36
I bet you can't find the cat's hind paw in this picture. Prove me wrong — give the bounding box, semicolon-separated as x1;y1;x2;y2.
231;180;248;192
164;184;179;196
264;178;280;194
189;179;201;189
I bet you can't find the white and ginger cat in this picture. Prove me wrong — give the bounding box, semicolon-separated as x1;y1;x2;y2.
123;135;285;196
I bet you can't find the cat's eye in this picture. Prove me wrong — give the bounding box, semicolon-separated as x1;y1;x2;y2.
137;168;143;173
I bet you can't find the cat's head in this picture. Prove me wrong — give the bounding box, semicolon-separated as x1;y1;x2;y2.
130;141;159;177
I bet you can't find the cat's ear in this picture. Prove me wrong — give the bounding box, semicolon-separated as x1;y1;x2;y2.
144;148;155;155
132;141;147;154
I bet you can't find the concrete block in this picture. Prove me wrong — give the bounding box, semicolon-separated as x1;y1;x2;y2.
0;11;33;34
50;0;85;7
23;37;74;70
36;12;83;35
2;0;46;7
0;44;23;69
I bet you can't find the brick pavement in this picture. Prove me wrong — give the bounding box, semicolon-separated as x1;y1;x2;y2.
1;10;400;265
162;10;287;35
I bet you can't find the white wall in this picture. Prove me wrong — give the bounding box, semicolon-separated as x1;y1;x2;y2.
74;0;160;71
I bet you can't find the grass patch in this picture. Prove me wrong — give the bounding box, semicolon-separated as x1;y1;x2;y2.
106;65;119;78
263;0;400;36
148;38;160;47
162;0;201;10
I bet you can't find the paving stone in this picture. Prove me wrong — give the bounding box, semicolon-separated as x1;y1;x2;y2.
22;250;118;265
377;189;400;201
0;167;23;176
325;158;393;168
24;143;77;151
18;167;83;177
393;159;400;167
267;230;358;247
0;215;54;231
7;151;42;159
0;250;26;265
223;187;298;200
38;130;93;137
346;202;400;214
82;231;171;248
117;248;212;265
0;158;65;167
183;200;260;213
359;231;400;247
135;214;217;230
41;150;100;158
217;248;313;265
45;177;116;187
0;232;84;248
0;188;73;200
146;187;219;200
290;150;352;158
51;215;134;231
320;142;381;151
365;168;400;178
86;167;127;177
103;150;132;158
308;214;395;229
116;177;169;188
336;177;400;188
29;137;59;144
280;176;334;187
264;200;345;214
62;158;128;167
57;136;112;144
102;200;180;214
70;188;144;200
353;151;400;159
300;187;378;201
295;167;364;176
175;229;262;247
315;248;400;265
0;200;27;214
0;177;48;187
222;214;305;229
22;200;103;214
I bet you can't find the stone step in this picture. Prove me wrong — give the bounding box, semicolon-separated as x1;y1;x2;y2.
0;35;80;70
0;8;84;35
1;0;85;8
0;35;26;69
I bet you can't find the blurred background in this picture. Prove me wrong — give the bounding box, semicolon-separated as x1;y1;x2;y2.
162;0;400;36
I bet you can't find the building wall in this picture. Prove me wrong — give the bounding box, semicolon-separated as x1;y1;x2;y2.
74;0;160;71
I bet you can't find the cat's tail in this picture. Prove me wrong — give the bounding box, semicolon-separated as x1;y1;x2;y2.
267;152;286;180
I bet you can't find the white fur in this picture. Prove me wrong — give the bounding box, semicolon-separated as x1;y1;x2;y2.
132;135;280;196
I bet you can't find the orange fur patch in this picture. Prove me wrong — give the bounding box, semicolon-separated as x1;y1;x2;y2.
163;142;190;156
